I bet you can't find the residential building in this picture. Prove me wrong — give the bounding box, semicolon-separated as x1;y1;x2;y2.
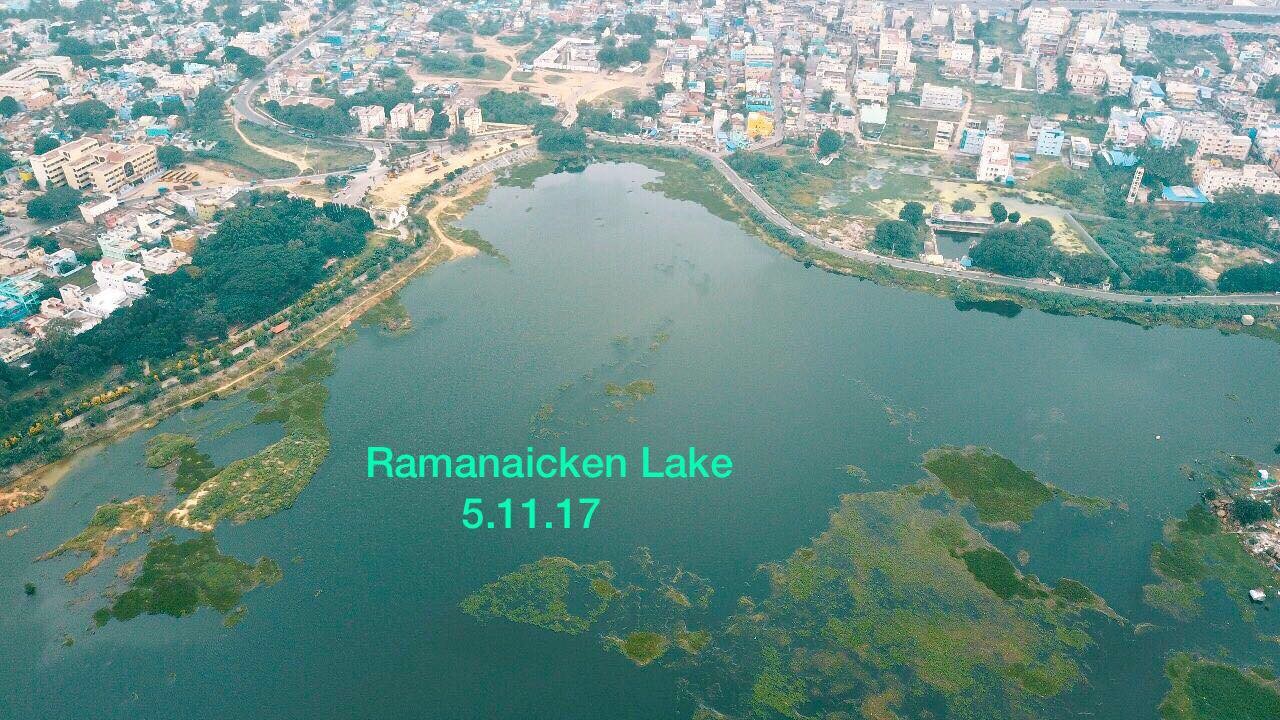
1194;162;1280;197
920;83;964;111
1036;127;1066;156
977;138;1012;182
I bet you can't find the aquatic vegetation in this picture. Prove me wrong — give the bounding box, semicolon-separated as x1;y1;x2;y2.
359;295;413;336
720;484;1108;719
94;534;281;626
675;627;711;655
171;446;219;495
612;630;670;666
959;547;1048;600
1143;503;1277;621
39;496;162;582
604;379;656;401
1160;654;1280;720
144;433;197;468
167;352;334;531
465;458;1114;718
460;557;618;635
922;446;1107;525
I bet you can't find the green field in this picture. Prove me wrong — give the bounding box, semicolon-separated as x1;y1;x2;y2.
240;123;373;174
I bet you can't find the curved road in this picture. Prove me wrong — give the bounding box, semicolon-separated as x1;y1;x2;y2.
229;20;1278;309
602;136;1280;308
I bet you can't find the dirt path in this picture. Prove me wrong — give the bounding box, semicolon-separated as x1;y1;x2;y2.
234;117;311;174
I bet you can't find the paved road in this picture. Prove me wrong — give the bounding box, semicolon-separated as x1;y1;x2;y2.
601;136;1280;308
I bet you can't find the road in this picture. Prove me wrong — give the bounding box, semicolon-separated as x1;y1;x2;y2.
600;135;1280;308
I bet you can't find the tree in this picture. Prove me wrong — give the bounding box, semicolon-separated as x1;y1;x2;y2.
814;89;834;112
0;96;19;117
156;145;185;167
132;99;162;118
27;186;83;221
1007;210;1022;224
816;129;843;157
1165;234;1198;263
970;224;1054;278
0;151;14;173
871;219;922;258
160;97;187;116
449;127;471;147
989;202;1008;222
224;46;266;77
67;99;115;129
1217;261;1280;293
1232;497;1273;525
536;125;587;153
654;82;675;99
952;198;976;213
1138;143;1194;188
898;201;926;227
1127;262;1205;294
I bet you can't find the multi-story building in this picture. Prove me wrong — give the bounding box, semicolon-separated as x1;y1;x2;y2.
1122;25;1151;55
0;56;75;101
461;106;482;134
30;137;100;190
1195;129;1253;161
1036;126;1066;156
1194;162;1280;197
977;138;1012;182
30;139;158;194
877;28;911;72
139;247;191;274
854;69;891;105
920;83;965;111
389;102;414;131
351;105;386;135
87;144;159;195
413;108;435;133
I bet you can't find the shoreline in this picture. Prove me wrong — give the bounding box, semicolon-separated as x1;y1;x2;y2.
5;144;1279;514
578;141;1280;340
1;183;487;514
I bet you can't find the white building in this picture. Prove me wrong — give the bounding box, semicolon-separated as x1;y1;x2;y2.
920;83;965;111
389;102;415;131
351;105;387;135
977;138;1012;183
139;247;191;274
1195;163;1280;197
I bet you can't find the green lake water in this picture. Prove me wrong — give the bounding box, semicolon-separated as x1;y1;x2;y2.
2;162;1278;718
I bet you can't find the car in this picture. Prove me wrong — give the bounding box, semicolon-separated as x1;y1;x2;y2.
1143;298;1153;303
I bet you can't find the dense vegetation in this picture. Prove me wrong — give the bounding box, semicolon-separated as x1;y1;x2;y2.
0;193;371;465
1218;261;1280;293
969;218;1114;287
871;219;921;258
477;90;557;126
93;533;281;625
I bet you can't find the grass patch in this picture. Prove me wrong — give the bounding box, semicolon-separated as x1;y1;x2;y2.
39;496;161;582
460;556;618;635
604;379;655;401
239;123;373;174
675;627;710;654
167;351;334;531
193;118;300;179
960;547;1048;599
613;630;669;666
145;433;197;467
358;294;413;336
1143;502;1278;621
922;446;1055;525
1161;654;1280;720
94;533;281;626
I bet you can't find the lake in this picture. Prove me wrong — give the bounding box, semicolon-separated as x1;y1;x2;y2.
2;162;1278;719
